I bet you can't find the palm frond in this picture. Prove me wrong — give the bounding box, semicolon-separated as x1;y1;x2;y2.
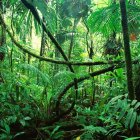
87;3;140;36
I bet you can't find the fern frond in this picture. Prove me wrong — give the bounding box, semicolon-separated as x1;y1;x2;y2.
18;64;50;85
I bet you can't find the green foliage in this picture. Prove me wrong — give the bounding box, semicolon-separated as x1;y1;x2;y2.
1;0;140;139
29;0;57;33
87;4;121;36
19;63;51;86
59;0;91;18
105;96;140;130
87;2;140;36
84;125;107;134
80;125;107;140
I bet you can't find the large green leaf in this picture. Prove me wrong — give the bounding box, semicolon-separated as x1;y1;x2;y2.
118;103;130;121
134;102;140;110
125;137;140;140
130;111;137;129
125;108;134;128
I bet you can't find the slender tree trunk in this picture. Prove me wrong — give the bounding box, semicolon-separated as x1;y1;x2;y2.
0;0;6;61
68;20;77;59
84;21;95;105
119;0;134;99
10;6;15;73
28;15;33;65
0;0;6;83
37;18;46;84
22;35;26;73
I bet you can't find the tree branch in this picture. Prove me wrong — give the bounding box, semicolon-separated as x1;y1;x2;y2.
54;59;139;123
1;13;137;67
4;0;79;99
55;65;121;111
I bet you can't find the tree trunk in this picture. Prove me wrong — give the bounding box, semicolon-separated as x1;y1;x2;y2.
119;0;134;100
37;24;46;84
68;19;77;60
